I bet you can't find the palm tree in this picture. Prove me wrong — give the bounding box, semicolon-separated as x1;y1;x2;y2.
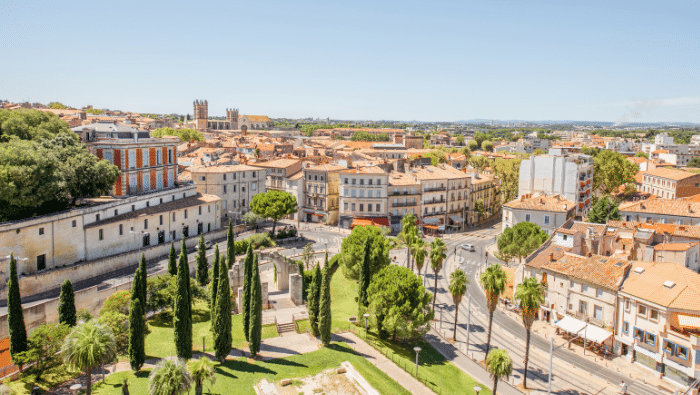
486;348;513;395
61;321;116;395
430;239;447;312
412;239;427;276
480;264;506;354
514;276;545;389
449;270;468;340
149;357;192;395
188;357;217;395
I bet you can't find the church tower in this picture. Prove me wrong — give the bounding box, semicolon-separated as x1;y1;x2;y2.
193;100;208;132
226;108;239;130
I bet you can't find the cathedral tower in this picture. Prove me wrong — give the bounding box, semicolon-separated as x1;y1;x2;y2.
193;100;208;132
226;108;239;130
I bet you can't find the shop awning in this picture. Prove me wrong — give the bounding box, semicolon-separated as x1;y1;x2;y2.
449;215;464;223
423;217;441;225
581;324;613;344
424;225;439;230
554;316;586;334
351;217;390;229
678;315;700;329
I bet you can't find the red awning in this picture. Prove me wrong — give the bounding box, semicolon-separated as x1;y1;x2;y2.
351;217;390;229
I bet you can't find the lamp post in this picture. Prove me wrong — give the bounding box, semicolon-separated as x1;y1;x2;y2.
466;293;471;356
473;385;482;395
363;313;369;339
413;346;421;375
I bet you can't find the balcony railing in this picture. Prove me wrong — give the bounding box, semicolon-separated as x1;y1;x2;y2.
392;202;415;207
424;187;447;192
423;198;445;204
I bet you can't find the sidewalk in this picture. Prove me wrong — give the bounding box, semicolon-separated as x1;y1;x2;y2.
332;332;436;395
424;328;524;395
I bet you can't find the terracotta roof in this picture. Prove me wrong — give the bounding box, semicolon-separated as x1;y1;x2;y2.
189;164;265;173
652;149;669;154
240;115;271;123
565;221;607;237
525;241;569;269
654;242;698;251
621;261;700;310
388;171;419;186
341;166;387;175
628;157;648;164
682;194;700;202
254;158;301;169
643;167;699;181
305;164;347;172
504;194;575;213
503;266;516;301
619;197;700;218
410;164;469;181
350;217;390;229
542;254;631;290
288;172;304;180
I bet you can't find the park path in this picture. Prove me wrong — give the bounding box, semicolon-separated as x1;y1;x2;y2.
332;332;436;395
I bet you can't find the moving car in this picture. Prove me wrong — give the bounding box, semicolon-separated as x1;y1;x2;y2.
461;244;475;252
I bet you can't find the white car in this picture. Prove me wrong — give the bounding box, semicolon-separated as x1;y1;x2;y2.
204;240;213;249
461;244;476;252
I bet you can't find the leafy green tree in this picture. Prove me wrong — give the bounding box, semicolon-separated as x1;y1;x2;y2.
449;270;468;340
174;245;192;359
168;241;177;276
340;225;390;280
48;102;68;109
318;264;332;345
486;348;513;395
196;236;208;286
474;199;486;221
250;190;298;236
188;358;216;395
242;243;254;342
515;276;545;389
226;219;234;269
248;254;263;356
467;140;479;151
532;148;545;155
367;266;433;340
593;150;638;195
213;246;232;362
100;290;131;316
128;297;145;371
430;239;447;311
635;152;649;159
58;279;76;327
151;127;203;142
688;157;700;168
148;357;192;395
357;241;371;316
308;262;322;336
481;140;494;152
412;239;427;277
493;158;522;204
241;211;262;226
580;145;601;157
481;265;507;354
7;254;27;365
469;155;493;172
497;222;549;263
301;243;315;270
400;213;419;270
14;323;70;381
61;321;116;395
209;245;219;318
456;134;465;145
588;196;621;224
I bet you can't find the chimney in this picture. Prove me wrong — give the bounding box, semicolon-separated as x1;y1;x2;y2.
587;252;592;257
549;253;554;262
689;204;693;213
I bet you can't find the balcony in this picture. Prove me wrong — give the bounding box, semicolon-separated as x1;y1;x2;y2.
392;191;409;196
424;186;446;192
392;202;415;207
423;198;445;205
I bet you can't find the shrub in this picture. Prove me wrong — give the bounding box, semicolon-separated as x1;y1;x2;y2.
76;308;93;323
100;290;130;316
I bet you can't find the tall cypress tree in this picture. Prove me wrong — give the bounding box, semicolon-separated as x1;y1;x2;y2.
7;254;27;364
138;253;147;313
248;254;262;357
210;245;220;316
318;264;332;345
128;290;145;371
357;239;371;315
58;279;76;327
196;235;208;286
181;239;191;308
174;245;192;359
227;219;234;269
242;243;254;342
168;241;177;276
308;263;322;336
213;247;232;362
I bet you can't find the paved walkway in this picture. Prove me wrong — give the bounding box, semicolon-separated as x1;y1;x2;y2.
332;332;436;395
424;328;524;395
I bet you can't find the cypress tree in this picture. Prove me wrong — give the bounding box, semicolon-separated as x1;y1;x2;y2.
248;254;262;357
128;295;145;371
242;243;254;342
138;253;147;313
213;247;232;362
227;219;234;269
196;235;208;286
308;263;322;336
357;239;371;315
58;279;76;327
168;241;177;276
174;245;192;359
210;245;220;317
318;264;332;345
7;254;27;364
181;239;191;308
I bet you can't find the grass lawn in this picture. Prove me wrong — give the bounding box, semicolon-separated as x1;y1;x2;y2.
329;269;358;331
295;318;311;334
93;342;411;395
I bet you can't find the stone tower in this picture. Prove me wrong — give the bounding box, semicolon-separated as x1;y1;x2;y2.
193;100;208;132
226;108;239;130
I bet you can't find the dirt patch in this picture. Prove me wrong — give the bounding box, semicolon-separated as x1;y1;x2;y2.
275;367;362;395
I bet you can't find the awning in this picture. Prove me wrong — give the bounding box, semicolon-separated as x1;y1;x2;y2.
678;315;700;329
581;324;613;344
351;217;390;229
554;316;586;334
424;225;439;230
423;217;441;225
449;215;464;223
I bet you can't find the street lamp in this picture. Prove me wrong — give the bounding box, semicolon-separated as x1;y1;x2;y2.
413;346;421;374
363;313;369;338
473;385;481;395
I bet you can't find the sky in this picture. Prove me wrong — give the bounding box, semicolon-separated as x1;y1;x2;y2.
1;0;699;123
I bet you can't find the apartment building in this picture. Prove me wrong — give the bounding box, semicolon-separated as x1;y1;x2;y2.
640;168;700;199
190;164;267;221
469;173;499;225
518;150;594;216
619;198;700;226
302;164;346;224
502;194;576;234
255;158;303;191
338;166;389;229
387;171;421;233
409;164;470;232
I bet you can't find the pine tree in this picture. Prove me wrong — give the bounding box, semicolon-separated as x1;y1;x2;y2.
58;279;76;327
308;263;322;336
242;243;254;342
210;245;220;322
213;246;232;362
174;245;192;359
168;241;177;276
138;253;147;312
128;296;145;371
196;235;208;286
357;240;371;316
7;254;27;364
248;254;262;357
227;219;234;269
318;264;332;345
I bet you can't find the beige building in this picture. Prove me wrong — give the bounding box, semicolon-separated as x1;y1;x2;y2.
619;198;700;226
502;194;576;234
255;158;303;191
388;171;421;233
469;173;499;225
190;164;267;221
640;168;700;200
409;164;470;232
339;166;389;229
302;164;346;224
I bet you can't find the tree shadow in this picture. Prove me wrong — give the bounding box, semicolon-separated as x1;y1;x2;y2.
264;358;308;368
457;323;484;333
513;366;548;383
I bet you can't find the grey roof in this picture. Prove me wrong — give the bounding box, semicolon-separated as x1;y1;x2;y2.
71;121;142;133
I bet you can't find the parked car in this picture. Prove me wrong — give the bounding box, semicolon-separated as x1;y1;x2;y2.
461;244;475;252
204;240;213;249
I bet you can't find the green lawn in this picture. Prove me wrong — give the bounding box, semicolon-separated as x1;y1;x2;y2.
295;318;311;334
330;268;358;331
93;342;411;395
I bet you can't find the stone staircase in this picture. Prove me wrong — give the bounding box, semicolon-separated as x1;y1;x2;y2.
277;321;296;334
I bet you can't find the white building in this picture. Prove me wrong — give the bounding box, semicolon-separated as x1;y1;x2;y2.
338;166;389;229
502;194;576;234
190;164;267;221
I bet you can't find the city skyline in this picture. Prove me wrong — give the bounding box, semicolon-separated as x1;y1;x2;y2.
1;0;699;123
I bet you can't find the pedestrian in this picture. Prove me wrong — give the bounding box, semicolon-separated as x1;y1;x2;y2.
618;380;627;395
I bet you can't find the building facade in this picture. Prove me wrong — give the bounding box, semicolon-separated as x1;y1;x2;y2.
640;168;700;200
190;164;267;221
338;166;389;229
302;164;345;224
502;194;576;234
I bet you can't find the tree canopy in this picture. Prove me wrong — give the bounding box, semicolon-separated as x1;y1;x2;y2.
48;102;69;109
689;157;700;168
493;158;521;204
587;196;621;224
497;222;549;262
340;225;390;280
250;190;298;235
593;150;638;195
481;140;494;152
467;140;479;151
151;127;204;142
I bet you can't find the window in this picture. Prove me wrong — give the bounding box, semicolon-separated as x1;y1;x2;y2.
376;204;380;212
645;332;657;347
544;215;550;225
119;224;123;235
676;345;689;360
578;301;587;315
344;202;348;210
625;299;630;311
377;179;381;185
144;219;148;229
160;215;164;226
368;204;372;212
253;182;257;191
344;178;348;184
633;327;644;342
37;254;46;271
39;227;44;235
581;284;589;293
184;210;188;219
663;339;675;354
622;321;629;335
351;203;356;211
569;280;574;288
525;214;531;222
638;304;647;317
359;190;364;198
72;220;77;227
132;204;136;212
360;179;364;185
368;191;373;198
252;171;256;178
359;204;364;212
224;185;227;193
368;179;373;185
596;288;603;298
182;225;189;238
649;308;659;321
96;214;100;222
114;209;119;216
594;305;603;320
172;212;176;221
99;229;104;240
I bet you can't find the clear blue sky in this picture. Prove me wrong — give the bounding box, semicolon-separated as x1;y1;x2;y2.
1;0;698;123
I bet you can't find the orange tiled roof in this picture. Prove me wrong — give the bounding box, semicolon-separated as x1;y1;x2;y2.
388;171;419;186
341;166;387;175
504;194;574;213
654;242;698;251
643;167;699;181
542;254;631;290
255;158;301;169
305;164;347;172
525;241;569;270
621;261;700;310
619;197;700;218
